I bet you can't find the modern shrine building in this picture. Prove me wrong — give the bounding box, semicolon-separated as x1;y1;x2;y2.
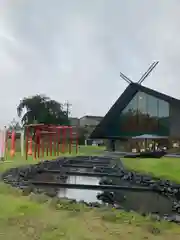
90;82;180;150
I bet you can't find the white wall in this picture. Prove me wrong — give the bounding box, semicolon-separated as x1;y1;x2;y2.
79;117;101;127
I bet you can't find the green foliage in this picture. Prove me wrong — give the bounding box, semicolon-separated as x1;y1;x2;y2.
17;94;69;126
78;127;88;145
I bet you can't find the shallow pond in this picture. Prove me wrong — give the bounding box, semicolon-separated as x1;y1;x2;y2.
34;167;175;216
58;175;102;203
57;174;173;216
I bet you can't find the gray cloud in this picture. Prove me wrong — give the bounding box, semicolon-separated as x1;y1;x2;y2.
0;0;180;126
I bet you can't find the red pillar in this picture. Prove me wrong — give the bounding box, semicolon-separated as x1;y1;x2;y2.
58;128;61;155
62;127;66;153
37;129;41;158
49;133;52;156
53;127;57;156
10;131;15;157
41;132;44;158
28;136;33;156
25;127;29;160
46;136;49;156
76;127;78;154
34;128;40;159
69;127;72;154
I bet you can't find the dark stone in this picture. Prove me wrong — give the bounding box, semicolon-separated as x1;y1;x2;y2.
165;214;180;223
2;155;180;224
68;199;77;204
99;177;113;185
46;189;57;198
22;186;33;196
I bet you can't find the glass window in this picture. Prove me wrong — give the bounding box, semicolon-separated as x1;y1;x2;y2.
147;95;158;117
122;93;138;114
158;100;169;117
158;99;169;135
121;93;138;134
137;92;147;114
118;91;170;137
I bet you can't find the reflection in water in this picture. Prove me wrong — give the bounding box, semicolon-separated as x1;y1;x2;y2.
114;188;173;215
58;175;174;215
112;178;173;215
36;167;174;215
58;176;102;203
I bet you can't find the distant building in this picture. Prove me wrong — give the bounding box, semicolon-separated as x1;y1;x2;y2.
69;115;103;144
79;115;103;128
79;115;103;145
69;117;80;127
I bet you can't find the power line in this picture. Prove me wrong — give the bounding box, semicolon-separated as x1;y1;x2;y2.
63;101;72;117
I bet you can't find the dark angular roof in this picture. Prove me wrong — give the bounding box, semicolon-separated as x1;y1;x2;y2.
90;83;180;139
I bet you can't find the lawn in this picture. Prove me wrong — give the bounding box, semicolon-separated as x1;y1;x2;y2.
0;149;180;239
121;157;180;183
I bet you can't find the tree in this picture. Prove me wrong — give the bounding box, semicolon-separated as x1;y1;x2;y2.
78;126;89;145
17;94;69;126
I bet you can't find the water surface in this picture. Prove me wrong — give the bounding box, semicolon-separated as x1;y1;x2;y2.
57;174;174;215
35;167;175;215
58;175;102;203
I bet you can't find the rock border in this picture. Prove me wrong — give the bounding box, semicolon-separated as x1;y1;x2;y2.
2;156;180;223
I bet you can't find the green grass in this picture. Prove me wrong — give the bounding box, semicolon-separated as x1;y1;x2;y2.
6;138;105;158
122;157;180;183
1;145;105;172
1;149;180;239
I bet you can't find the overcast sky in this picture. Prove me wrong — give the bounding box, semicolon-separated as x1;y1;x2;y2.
0;0;180;126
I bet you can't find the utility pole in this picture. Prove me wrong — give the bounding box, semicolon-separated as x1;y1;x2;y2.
63;101;72;117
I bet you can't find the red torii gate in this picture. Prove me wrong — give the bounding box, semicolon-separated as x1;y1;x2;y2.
25;124;78;160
